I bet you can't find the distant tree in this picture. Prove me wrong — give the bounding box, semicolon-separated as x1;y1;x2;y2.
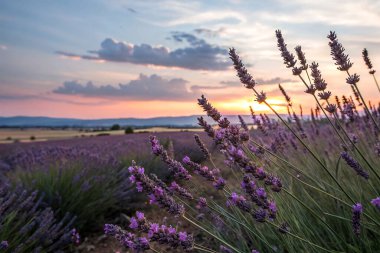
110;124;121;131
30;135;36;141
124;127;134;134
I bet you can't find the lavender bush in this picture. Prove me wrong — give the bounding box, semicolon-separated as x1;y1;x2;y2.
0;184;77;252
105;31;380;252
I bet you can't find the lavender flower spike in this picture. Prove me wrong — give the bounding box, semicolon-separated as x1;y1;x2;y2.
371;197;380;210
362;48;376;74
295;45;308;70
310;62;327;91
275;30;297;68
352;203;362;236
327;31;353;71
341;152;369;180
229;48;256;89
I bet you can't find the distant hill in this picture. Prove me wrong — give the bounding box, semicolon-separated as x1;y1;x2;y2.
0;115;281;128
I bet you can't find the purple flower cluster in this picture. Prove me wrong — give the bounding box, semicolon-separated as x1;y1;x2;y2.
352;203;362;236
194;134;211;159
182;156;226;190
71;228;80;245
148;223;194;251
169;181;193;199
129;164;185;215
106;211;194;251
197;116;215;138
295;45;308;70
310;62;327;91
327;31;353;71
227;192;251;213
198;95;230;128
104;224;150;251
341;152;369;180
229;47;257;89
0;241;8;250
275;30;297;68
241;175;277;220
362;48;376;74
150;136;191;180
196;197;208;210
371;197;380;210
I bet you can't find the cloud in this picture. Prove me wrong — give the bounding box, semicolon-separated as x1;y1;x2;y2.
193;27;227;37
56;32;229;70
0;45;7;50
165;10;246;26
53;74;200;101
0;94;107;105
126;7;137;13
219;77;297;87
189;77;297;93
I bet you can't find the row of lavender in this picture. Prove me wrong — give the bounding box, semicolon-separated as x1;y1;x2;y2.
0;132;205;252
105;31;380;253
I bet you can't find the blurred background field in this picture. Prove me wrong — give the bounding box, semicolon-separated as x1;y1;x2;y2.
0;127;204;144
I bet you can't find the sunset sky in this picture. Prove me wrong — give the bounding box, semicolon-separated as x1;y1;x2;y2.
1;0;380;119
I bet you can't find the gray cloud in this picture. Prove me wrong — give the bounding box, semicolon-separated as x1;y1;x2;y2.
193;27;226;37
53;74;200;101
56;32;229;71
220;77;297;87
0;94;108;105
189;77;298;93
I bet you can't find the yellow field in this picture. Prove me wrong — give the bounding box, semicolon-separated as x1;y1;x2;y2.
0;127;202;144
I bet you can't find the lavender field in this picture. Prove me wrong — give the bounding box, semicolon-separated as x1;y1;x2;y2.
1;29;380;253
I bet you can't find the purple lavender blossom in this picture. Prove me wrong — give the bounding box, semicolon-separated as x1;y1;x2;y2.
275;30;297;68
255;167;267;180
352;203;363;236
255;91;267;104
341;152;369;180
194;134;210;159
268;201;277;220
198;95;222;122
213;177;226;190
310;62;327;91
148;223;194;251
295;45;308;70
371;197;380;210
197;116;215;138
196;197;208;209
229;48;257;89
149;136;191;180
104;224;150;251
318;91;331;100
129;217;139;230
346;74;360;85
362;48;376;74
227;192;251;212
254;208;267;222
279;84;292;106
327;31;353;71
129;164;185;215
0;241;8;250
325;104;337;114
169;181;193;199
252;250;260;253
71;228;80;245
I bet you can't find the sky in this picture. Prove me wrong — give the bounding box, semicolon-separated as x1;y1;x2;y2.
1;0;380;119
